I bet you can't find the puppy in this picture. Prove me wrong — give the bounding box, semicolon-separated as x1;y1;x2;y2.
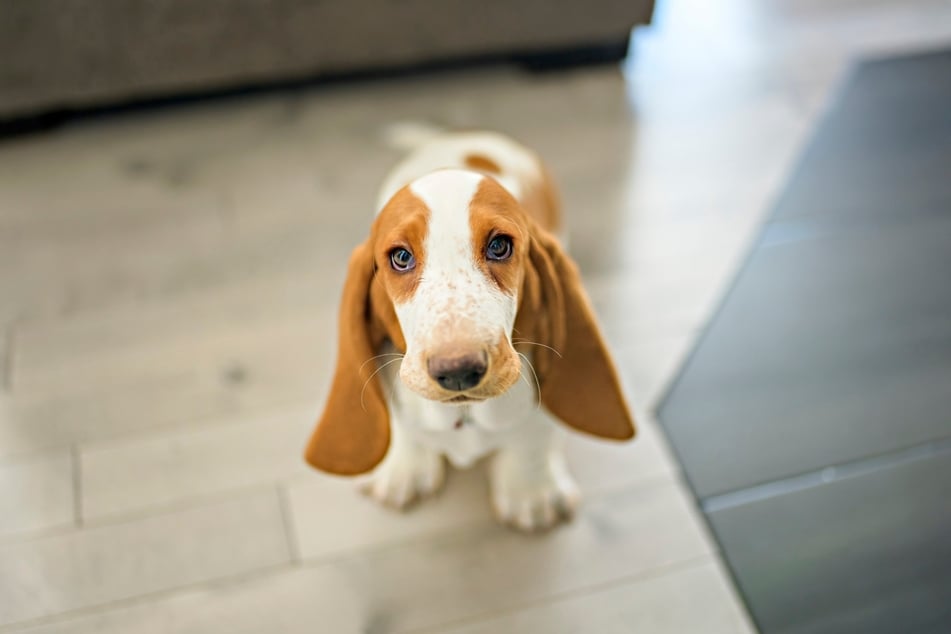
305;131;635;531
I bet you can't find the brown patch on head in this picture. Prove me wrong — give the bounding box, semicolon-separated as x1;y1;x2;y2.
519;161;562;235
372;186;430;306
468;177;530;297
464;153;502;174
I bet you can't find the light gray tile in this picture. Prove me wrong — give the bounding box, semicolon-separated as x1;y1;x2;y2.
11;305;331;397
11;564;365;634
81;408;314;520
0;332;8;389
0;450;74;538
437;557;753;634
289;463;492;562
0;490;290;627
0;314;333;460
298;478;713;632
19;479;711;634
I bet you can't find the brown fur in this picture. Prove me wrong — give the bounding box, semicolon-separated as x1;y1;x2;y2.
468;178;528;296
519;161;562;234
515;227;635;440
464;153;502;174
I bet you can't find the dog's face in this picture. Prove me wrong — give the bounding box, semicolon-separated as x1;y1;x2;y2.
373;170;526;403
305;168;635;476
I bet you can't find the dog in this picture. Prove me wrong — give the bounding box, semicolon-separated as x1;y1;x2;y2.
305;131;635;531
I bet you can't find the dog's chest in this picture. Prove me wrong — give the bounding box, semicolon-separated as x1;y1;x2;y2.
384;365;538;468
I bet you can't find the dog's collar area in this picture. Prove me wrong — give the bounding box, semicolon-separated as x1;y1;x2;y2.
453;406;474;430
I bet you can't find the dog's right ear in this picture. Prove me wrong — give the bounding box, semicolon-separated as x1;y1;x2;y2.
305;241;391;475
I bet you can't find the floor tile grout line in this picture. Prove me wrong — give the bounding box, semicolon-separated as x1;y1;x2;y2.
0;532;714;633
0;465;673;627
401;553;719;634
276;483;302;564
289;471;689;568
0;453;679;547
0;468;682;562
0;481;286;546
71;444;83;527
0;394;320;464
701;435;951;513
2;324;14;391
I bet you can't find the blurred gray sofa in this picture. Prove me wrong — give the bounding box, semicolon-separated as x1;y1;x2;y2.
0;0;654;119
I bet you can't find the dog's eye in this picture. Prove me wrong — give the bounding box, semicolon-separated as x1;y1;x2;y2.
486;235;513;261
389;248;416;272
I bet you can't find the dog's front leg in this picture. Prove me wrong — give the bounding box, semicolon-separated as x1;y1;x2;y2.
489;413;580;532
361;418;446;509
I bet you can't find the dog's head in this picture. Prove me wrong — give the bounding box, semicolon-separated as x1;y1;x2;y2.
306;170;634;475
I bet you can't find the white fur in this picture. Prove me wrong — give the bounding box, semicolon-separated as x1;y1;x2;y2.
366;133;577;531
376;131;543;212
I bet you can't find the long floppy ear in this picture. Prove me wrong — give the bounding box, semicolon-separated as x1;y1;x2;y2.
520;228;636;441
304;242;391;475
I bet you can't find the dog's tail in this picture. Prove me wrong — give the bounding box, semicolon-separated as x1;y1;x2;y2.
380;120;447;152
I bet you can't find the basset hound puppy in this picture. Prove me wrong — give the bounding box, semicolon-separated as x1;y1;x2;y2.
305;131;635;531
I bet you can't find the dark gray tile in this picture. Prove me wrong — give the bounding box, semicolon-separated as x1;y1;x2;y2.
707;447;951;634
658;213;951;497
770;49;951;226
657;49;951;498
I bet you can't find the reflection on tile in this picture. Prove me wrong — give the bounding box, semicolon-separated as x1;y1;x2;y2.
440;557;753;634
289;423;675;562
292;479;714;633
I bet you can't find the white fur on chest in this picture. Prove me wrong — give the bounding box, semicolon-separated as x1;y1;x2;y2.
381;356;539;467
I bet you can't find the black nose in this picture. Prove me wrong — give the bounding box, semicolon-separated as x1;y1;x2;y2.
428;353;487;391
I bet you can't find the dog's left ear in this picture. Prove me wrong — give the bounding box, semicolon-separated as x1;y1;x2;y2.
304;241;392;475
518;227;636;441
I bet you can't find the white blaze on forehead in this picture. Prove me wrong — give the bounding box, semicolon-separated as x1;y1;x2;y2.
395;169;518;370
409;169;484;239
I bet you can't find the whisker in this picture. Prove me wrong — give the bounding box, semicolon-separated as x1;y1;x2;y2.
512;339;563;358
517;352;543;410
359;353;405;373
360;357;404;413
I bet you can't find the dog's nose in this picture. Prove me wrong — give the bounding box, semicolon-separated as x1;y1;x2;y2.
428;353;487;391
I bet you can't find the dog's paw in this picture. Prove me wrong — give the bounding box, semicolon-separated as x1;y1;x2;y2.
361;446;446;509
490;457;580;532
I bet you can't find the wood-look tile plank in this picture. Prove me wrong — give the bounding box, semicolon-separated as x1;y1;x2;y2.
0;450;74;539
0;313;333;460
0;490;290;628
81;408;313;520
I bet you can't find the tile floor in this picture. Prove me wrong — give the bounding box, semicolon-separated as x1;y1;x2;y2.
1;0;949;631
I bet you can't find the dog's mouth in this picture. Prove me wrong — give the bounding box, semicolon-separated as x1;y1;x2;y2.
444;395;484;404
